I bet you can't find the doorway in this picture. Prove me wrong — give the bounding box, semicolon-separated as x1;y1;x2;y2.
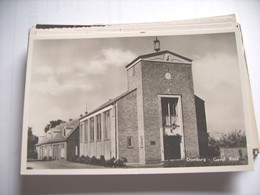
164;135;181;160
161;96;184;160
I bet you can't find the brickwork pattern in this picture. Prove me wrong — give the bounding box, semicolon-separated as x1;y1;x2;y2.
67;126;79;160
195;96;209;158
117;90;139;163
127;62;146;163
141;60;200;161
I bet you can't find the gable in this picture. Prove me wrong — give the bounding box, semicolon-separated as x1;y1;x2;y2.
144;52;192;64
125;50;192;69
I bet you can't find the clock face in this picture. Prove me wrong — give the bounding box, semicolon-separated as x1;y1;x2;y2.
165;72;172;80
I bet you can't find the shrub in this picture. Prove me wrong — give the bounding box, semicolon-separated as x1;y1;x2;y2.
49;156;53;161
106;157;116;167
98;155;107;166
114;157;127;167
42;156;47;161
79;155;87;163
71;155;127;167
90;156;98;165
120;157;127;163
84;155;91;164
70;155;79;162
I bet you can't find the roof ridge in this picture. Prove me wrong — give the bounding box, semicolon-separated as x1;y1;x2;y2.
81;88;137;119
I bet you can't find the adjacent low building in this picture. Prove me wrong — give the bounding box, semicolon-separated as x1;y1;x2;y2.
79;49;208;165
36;119;79;161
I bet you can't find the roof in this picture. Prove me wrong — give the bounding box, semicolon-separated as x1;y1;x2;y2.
36;119;79;146
125;50;192;68
195;95;205;102
81;88;137;120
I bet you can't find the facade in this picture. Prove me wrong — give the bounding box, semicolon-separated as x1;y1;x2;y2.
79;50;208;164
36;119;79;161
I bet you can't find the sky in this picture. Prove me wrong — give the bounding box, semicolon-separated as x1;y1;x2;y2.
27;33;245;137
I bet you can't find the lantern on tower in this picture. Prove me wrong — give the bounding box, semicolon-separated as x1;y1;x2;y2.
154;37;160;52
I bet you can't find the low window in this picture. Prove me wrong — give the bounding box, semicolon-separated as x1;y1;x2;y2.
127;136;133;148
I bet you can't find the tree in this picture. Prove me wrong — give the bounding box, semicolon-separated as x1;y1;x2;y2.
44;119;65;133
208;130;247;157
218;130;247;148
208;135;220;157
27;127;39;159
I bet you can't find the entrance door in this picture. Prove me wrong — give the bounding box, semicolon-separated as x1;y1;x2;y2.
164;135;181;160
161;97;183;160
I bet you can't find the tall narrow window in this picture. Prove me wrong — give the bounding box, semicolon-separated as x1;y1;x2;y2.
140;136;144;148
96;114;101;141
48;145;53;157
75;146;78;156
104;111;110;139
127;136;133;149
161;97;179;127
60;143;65;158
84;120;88;143
132;66;136;76
80;123;84;143
90;117;94;142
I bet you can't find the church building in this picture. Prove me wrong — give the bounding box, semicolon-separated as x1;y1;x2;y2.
79;38;208;165
36;119;79;161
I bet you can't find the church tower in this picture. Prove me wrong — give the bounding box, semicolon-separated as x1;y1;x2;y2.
125;38;200;163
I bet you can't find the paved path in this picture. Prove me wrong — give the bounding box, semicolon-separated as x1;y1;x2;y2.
27;160;104;169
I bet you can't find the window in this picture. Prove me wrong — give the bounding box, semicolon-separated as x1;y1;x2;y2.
80;123;84;143
90;117;94;142
60;143;65;158
127;136;133;148
48;145;53;156
75;146;78;156
44;145;48;156
84;120;88;142
96;114;101;141
132;66;136;76
161;97;179;127
104;111;110;139
140;136;144;148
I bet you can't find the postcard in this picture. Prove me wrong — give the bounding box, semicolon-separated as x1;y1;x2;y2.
21;15;258;175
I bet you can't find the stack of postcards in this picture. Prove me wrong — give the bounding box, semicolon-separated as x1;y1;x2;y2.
21;15;259;175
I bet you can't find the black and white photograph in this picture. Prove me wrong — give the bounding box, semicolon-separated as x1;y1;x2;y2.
22;25;254;174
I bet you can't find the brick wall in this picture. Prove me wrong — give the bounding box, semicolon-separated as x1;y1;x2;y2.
141;60;200;160
127;62;146;163
195;96;209;158
117;90;139;163
220;147;247;159
67;126;79;161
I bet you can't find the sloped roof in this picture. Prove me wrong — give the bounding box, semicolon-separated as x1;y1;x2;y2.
81;88;137;120
125;50;192;68
36;119;79;146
